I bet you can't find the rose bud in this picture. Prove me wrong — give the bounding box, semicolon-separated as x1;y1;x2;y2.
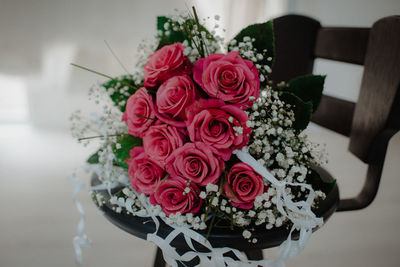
150;178;202;216
193;51;260;109
122;87;156;137
186;99;251;161
144;43;192;88
155;75;198;127
165;142;224;186
143;124;185;167
224;162;264;209
127;146;166;195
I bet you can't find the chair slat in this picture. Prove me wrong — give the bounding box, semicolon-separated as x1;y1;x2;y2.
271;15;320;83
311;95;355;136
272;14;400;212
349;16;400;163
315;27;370;65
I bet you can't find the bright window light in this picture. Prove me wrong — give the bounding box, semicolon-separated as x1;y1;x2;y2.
0;74;29;123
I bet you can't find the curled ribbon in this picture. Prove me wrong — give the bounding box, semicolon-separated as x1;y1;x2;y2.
68;177;92;264
69;175;122;264
71;148;323;266
141;149;323;266
234;149;323;230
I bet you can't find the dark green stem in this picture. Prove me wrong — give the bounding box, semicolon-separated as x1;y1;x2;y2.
71;63;135;89
104;40;132;75
71;63;114;80
203;192;215;222
78;133;124;141
191;6;206;57
206;209;217;240
136;114;156;120
229;207;234;230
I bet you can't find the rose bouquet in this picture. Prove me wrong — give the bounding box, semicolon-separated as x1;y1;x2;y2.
70;8;334;266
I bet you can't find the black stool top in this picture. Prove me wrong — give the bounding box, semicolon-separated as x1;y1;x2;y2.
91;165;339;252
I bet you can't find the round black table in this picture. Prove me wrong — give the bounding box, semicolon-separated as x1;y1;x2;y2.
91;165;339;266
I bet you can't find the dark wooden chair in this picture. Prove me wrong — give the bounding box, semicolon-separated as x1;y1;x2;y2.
271;14;400;212
92;15;400;267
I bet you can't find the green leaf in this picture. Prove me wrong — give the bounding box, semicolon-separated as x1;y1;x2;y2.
228;20;274;69
87;149;101;164
156;16;215;51
87;135;142;168
157;16;187;48
280;91;313;131
307;168;336;195
157;16;169;32
113;135;142;169
102;75;140;112
286;75;326;113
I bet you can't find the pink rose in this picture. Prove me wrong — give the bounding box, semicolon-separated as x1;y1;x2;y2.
150;178;202;216
155;75;198;127
193;51;260;108
122;87;156;137
143;124;185;167
224;162;264;209
144;43;192;88
165;142;224;186
186;99;251;161
127;146;166;195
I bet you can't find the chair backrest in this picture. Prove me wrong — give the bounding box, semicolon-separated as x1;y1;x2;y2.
271;15;400;211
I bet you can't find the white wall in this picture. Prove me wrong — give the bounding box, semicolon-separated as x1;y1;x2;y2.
0;0;288;130
196;0;288;40
1;0;399;129
291;0;400;26
290;0;400;102
0;0;192;129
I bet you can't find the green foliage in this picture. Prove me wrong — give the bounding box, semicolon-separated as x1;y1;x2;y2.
86;135;142;169
156;16;215;52
113;135;142;169
102;75;139;112
87;149;101;164
307;168;336;195
280;91;313;131
228;20;275;69
157;16;187;48
286;75;325;113
278;75;325;131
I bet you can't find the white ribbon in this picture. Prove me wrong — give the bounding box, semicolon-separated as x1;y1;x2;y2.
90;180;120;195
234;149;323;262
69;174;123;265
234;149;323;230
68;177;92;265
141;149;323;266
71;148;323;266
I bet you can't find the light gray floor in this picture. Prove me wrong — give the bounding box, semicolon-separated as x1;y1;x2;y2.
0;123;399;267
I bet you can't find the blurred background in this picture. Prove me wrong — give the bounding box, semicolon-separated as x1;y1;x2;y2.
0;0;399;266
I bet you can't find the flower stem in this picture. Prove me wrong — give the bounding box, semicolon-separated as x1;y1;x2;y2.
104;40;132;76
206;209;217;240
191;6;206;57
77;133;124;141
136;114;156;120
70;63;114;80
230;207;234;230
203;192;215;222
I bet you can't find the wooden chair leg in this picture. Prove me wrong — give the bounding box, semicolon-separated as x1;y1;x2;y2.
245;249;264;260
153;247;263;266
153;247;166;267
153;247;199;267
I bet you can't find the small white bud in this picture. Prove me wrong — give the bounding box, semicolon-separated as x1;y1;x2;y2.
242;230;252;239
